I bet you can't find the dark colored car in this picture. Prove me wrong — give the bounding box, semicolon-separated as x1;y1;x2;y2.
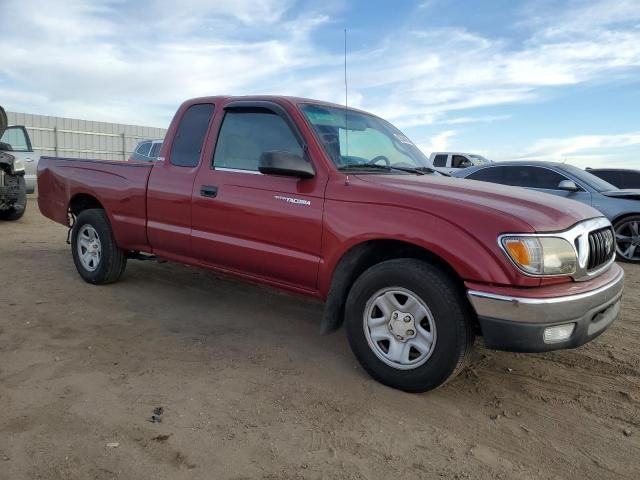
586;168;640;189
454;161;640;263
37;96;623;392
129;139;163;162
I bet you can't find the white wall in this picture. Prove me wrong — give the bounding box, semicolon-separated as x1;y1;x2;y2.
6;111;167;161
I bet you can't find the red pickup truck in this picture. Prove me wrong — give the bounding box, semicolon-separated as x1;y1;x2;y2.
38;96;624;392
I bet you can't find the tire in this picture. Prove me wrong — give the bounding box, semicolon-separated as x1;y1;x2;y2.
0;176;27;221
613;215;640;263
71;209;127;284
345;258;475;393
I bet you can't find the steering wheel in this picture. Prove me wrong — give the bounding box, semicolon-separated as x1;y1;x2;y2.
368;155;391;167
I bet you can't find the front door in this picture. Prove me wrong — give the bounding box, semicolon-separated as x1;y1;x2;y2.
191;106;326;291
1;126;36;192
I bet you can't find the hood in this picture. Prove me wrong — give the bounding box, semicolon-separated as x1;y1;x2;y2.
0;105;7;139
357;174;602;232
601;190;640;200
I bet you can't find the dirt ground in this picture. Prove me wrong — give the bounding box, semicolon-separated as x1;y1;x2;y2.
1;204;639;480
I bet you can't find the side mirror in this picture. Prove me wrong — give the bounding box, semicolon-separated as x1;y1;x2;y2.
0;141;12;152
259;151;314;179
558;180;579;192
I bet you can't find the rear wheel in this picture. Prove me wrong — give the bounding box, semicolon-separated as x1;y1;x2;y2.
614;215;640;263
71;209;127;284
345;258;475;392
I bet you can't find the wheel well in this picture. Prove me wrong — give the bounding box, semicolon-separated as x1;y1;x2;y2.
320;240;468;334
69;194;104;216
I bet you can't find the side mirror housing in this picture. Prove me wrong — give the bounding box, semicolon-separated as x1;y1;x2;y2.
558;179;579;192
259;151;314;179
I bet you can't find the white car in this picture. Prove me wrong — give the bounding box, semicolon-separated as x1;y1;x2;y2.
0;122;36;193
428;152;492;174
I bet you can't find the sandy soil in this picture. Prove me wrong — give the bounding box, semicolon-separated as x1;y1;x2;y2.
1;205;639;480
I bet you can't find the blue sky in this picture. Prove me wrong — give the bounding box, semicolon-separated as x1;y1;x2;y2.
0;0;639;167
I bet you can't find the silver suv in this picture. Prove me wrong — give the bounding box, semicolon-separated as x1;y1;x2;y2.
0;115;36;193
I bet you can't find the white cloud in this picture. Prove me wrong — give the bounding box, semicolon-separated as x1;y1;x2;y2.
417;130;457;155
502;131;640;168
440;114;511;126
0;0;639;134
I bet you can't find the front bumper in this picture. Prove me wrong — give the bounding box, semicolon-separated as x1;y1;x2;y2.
467;264;624;352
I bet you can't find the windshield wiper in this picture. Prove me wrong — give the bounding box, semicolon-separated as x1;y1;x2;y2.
338;163;425;175
416;166;450;176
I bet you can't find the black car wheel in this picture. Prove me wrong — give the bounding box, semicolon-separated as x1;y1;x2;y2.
71;209;127;284
614;215;640;263
344;258;475;392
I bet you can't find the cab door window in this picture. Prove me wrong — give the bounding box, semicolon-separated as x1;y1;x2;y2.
213;110;303;171
1;126;32;152
149;142;162;158
502;166;572;190
451;155;469;168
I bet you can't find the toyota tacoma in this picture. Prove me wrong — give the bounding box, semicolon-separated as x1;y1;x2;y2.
37;96;624;392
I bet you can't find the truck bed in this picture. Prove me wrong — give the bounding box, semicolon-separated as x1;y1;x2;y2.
38;157;153;252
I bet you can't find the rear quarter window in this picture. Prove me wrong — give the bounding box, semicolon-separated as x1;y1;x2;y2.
466;167;505;183
432;154;448;167
170;104;215;167
136;142;152;156
591;170;621;187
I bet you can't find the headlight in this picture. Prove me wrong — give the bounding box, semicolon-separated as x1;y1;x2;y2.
500;236;577;275
12;158;25;173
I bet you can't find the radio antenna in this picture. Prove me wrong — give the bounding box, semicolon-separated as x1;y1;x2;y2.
344;28;349;159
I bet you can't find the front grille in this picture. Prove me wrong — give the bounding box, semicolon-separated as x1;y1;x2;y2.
587;227;615;270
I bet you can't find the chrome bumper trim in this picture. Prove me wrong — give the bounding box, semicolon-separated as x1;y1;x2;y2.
467;266;624;324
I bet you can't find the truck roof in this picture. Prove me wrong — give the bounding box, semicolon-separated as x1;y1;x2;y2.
430;152;479;156
182;95;373;116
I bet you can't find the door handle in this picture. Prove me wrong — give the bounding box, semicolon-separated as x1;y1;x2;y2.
200;185;218;198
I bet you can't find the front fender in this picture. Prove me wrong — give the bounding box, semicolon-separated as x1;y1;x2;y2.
318;199;535;299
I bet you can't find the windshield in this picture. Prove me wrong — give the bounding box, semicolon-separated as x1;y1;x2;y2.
469;154;491;165
560;164;617;192
300;104;430;171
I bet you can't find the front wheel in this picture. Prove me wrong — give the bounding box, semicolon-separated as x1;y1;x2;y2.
614;215;640;263
71;209;127;284
345;259;475;392
0;176;27;221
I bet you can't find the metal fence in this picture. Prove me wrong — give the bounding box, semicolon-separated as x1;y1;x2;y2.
6;111;167;161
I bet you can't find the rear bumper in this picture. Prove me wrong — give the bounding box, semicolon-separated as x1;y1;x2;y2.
24;174;36;194
467;264;624;352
